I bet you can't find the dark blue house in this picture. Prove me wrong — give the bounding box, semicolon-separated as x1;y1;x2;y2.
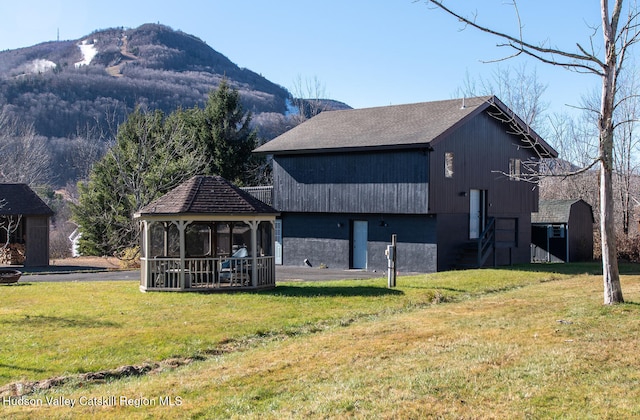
254;96;558;272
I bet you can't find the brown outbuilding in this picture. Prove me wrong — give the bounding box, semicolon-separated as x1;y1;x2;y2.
0;184;54;267
531;199;594;263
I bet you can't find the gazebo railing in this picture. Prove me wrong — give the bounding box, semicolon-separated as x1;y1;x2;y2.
141;256;276;291
254;256;276;287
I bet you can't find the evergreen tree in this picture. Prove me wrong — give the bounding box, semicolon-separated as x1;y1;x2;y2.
73;82;264;255
197;80;259;185
73;108;205;255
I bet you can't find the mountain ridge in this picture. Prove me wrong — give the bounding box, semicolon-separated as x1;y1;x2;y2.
0;23;350;187
0;23;350;140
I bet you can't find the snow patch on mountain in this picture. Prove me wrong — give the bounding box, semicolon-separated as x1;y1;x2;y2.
75;39;97;68
285;98;299;116
29;59;56;73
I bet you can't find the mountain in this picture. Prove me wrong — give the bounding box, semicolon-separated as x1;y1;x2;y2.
0;23;349;140
0;24;285;139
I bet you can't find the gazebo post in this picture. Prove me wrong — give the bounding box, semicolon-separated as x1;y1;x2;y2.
209;222;218;257
142;220;151;289
163;222;169;256
177;220;188;290
247;220;259;287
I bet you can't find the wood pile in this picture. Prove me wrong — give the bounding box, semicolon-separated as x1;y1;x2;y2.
0;243;26;265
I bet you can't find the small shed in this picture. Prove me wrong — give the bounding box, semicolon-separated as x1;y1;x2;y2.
0;184;54;267
531;199;594;263
134;175;279;292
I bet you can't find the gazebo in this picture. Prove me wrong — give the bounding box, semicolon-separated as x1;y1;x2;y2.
134;176;279;292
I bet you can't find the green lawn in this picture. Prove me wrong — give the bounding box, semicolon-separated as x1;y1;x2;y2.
1;263;639;418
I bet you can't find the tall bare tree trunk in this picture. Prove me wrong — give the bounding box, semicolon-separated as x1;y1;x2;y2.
600;157;623;303
599;0;624;304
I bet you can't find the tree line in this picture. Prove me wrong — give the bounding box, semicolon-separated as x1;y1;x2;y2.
72;81;262;256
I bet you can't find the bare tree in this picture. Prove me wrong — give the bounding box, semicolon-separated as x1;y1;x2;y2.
540;112;599;202
0;107;51;185
0;199;22;252
612;70;640;236
456;64;549;134
427;0;639;304
0;215;22;250
68;134;109;182
290;75;330;122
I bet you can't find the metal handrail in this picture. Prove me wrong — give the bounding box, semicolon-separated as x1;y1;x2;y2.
477;217;496;267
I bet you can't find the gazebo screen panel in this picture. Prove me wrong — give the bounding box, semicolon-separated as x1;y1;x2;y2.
215;222;252;257
232;222;251;254
185;223;211;257
216;223;231;257
148;222;166;258
165;223;180;257
258;221;273;256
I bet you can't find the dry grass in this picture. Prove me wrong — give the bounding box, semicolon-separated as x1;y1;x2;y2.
2;267;640;418
48;256;122;268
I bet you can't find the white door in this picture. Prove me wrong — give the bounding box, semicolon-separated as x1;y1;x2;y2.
469;189;485;239
274;219;282;265
352;221;368;269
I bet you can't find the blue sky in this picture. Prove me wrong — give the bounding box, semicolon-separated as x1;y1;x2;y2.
0;1;608;114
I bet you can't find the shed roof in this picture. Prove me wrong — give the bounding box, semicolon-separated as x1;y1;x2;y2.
135;176;278;217
0;184;54;216
254;95;557;158
532;199;593;224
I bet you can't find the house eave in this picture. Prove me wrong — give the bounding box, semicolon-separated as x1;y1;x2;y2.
254;143;435;156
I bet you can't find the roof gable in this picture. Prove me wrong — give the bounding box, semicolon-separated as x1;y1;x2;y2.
136;176;278;216
254;95;557;158
532;199;594;224
0;184;54;216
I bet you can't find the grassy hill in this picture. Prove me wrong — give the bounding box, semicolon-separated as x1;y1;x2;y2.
1;264;639;418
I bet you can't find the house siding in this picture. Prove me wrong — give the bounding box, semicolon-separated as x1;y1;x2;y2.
266;101;550;273
429;112;539;215
281;213;437;273
274;149;430;214
437;212;531;270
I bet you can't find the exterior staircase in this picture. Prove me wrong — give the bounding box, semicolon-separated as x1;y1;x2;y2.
453;217;518;269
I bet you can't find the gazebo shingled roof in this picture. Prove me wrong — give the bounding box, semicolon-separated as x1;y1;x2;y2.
137;175;278;216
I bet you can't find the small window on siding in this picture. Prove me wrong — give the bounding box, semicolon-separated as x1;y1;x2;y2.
509;158;521;180
445;152;454;178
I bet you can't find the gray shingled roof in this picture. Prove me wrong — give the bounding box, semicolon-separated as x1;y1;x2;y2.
0;184;54;216
532;199;589;224
254;95;557;157
136;176;278;216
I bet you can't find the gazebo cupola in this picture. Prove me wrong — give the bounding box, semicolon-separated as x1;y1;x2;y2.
134;176;279;292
